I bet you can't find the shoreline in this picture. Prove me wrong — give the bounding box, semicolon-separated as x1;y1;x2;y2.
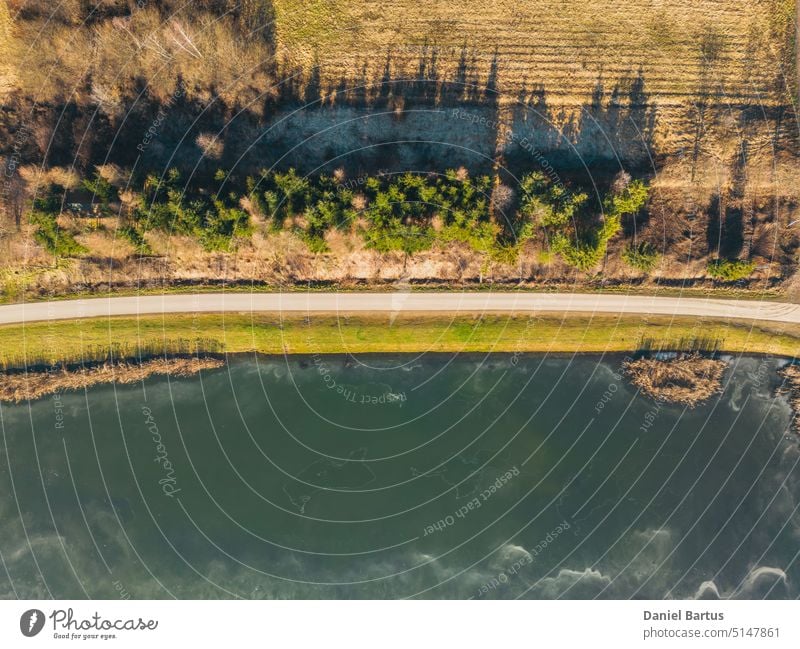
3;350;796;410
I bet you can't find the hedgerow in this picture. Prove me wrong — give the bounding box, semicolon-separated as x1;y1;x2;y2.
26;166;651;269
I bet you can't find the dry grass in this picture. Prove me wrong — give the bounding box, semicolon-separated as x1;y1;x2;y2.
76;225;137;260
777;363;800;432
6;1;792;113
623;354;728;407
0;357;224;403
5;6;275;106
0;1;15;94
271;0;797;191
274;0;793;106
0;222;792;302
18;166;82;192
195;132;224;159
96;163;127;187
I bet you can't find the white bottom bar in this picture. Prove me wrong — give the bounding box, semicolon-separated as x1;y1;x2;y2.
1;600;797;648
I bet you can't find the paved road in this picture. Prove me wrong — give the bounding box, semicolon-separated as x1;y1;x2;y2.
1;292;800;326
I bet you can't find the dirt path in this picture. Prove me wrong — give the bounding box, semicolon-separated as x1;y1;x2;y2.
0;292;799;325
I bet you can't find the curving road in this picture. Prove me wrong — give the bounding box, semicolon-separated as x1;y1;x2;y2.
0;292;799;326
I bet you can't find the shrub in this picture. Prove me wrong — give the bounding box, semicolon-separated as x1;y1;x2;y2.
359;169;491;257
299;232;329;253
552;234;605;271
270;168;311;220
199;201;252;251
32;183;64;215
439;219;499;256
604;179;649;218
362;222;434;255
71;166;652;269
117;225;152;255
707;259;755;281
488;242;523;265
537;249;555;264
196;133;224;159
82;170;118;214
29;211;86;258
517;171;646;271
519;171;587;228
622;241;660;272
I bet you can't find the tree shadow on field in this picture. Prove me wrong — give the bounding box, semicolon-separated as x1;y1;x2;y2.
17;15;658;186
706;141;746;259
503;69;658;188
246;44;503;175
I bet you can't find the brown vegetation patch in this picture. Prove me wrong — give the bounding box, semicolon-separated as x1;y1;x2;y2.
0;357;224;403
623;354;728;407
777;364;800;433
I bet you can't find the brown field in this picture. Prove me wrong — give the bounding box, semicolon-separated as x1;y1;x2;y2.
270;0;798;189
275;0;793;106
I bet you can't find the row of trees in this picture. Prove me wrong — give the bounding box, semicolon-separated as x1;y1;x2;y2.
247;167;648;269
247;168;498;257
27;166;758;281
135;169;252;251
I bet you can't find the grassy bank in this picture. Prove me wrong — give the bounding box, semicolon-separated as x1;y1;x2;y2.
1;313;798;370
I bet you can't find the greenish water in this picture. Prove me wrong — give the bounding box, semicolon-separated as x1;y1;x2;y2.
0;353;798;599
